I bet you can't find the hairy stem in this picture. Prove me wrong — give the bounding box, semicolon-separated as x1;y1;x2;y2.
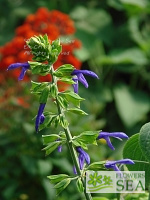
50;65;92;200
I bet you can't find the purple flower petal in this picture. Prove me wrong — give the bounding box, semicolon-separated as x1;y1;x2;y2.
72;77;78;93
98;132;128;139
72;70;99;79
81;150;90;165
76;147;90;169
79;154;85;170
73;166;77;174
18;67;28;81
58;145;62;152
104;136;115;150
77;73;88;88
35;103;46;132
7;62;30;81
105;159;134;172
40;114;45;124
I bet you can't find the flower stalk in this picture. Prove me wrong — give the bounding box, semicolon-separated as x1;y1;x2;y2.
50;65;92;200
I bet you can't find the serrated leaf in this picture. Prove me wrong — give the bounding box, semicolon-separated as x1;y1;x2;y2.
76;178;84;193
139;122;150;161
54;178;71;196
47;174;69;184
86;161;106;171
42;141;61;156
67;108;88;115
42;134;60;145
123;133;150;188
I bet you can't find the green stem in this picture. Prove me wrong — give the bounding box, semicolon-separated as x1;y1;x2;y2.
50;65;92;200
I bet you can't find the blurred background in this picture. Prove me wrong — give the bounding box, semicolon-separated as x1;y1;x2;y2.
0;0;150;199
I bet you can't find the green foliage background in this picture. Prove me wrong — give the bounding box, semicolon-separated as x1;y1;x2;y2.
0;0;150;199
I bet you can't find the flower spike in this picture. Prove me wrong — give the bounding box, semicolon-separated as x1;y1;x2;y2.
35;103;46;132
105;159;134;172
7;62;30;81
97;131;128;150
71;69;99;93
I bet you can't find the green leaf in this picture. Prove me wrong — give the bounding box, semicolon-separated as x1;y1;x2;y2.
72;140;88;150
57;96;68;109
27;34;50;62
39;113;57;131
58;114;69;129
59;77;75;84
123;133;150;188
86;161;106;171
76;178;84;193
139;122;150;161
39;86;50;103
73;131;99;145
29;61;51;75
60;91;84;107
67;108;88;115
54;178;71;195
50;83;57;98
114;84;150;127
31;81;49;94
42;134;60;145
42;141;61;156
54;64;74;78
47;174;69;184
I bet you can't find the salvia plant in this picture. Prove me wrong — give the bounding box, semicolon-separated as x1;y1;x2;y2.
7;34;150;200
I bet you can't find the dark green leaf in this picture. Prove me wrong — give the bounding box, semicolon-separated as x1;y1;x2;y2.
139;122;150;161
123;133;150;188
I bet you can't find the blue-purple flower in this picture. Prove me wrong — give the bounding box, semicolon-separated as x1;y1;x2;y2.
76;147;90;170
35;103;46;132
7;62;30;81
71;70;99;93
97;131;128;150
105;159;134;172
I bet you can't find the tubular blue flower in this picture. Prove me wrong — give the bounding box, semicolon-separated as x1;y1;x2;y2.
7;62;30;81
35;103;46;132
71;69;99;93
97;131;128;150
76;147;90;170
105;159;134;172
